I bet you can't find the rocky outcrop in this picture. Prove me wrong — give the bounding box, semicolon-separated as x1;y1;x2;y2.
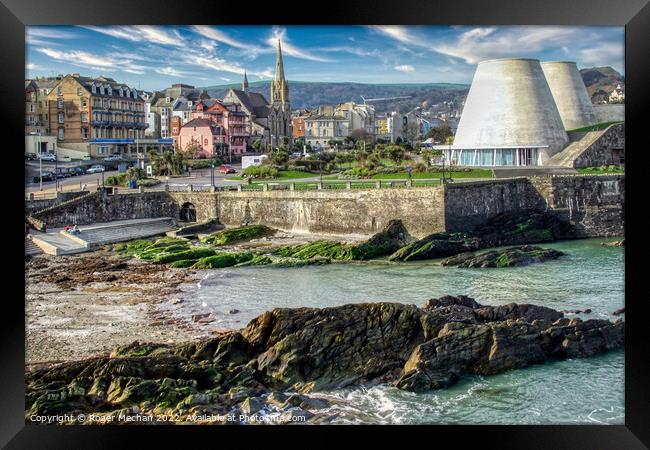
389;211;575;262
25;296;623;422
440;245;564;268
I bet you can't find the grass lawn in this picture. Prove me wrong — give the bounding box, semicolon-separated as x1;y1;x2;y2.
371;169;493;179
226;169;319;181
567;121;622;133
577;166;624;174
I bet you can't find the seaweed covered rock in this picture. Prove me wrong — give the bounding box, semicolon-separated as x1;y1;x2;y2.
192;252;255;269
25;297;624;421
389;210;575;262
474;211;575;247
440;245;565;268
350;219;411;260
201;225;274;246
388;232;483;261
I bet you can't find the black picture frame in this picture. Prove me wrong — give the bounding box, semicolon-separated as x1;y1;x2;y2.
2;0;648;447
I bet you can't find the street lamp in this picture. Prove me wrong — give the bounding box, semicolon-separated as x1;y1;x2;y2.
441;156;446;184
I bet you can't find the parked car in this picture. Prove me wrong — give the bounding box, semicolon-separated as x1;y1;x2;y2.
86;164;106;174
291;152;303;159
55;168;71;178
25;153;37;161
33;171;55;183
218;164;237;174
104;154;123;161
68;167;86;176
39;153;56;162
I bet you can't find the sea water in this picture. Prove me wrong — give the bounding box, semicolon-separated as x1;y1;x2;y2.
177;238;625;424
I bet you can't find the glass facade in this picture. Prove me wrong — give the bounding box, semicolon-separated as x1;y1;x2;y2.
445;148;540;167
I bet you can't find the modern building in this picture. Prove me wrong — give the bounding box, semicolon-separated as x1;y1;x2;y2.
46;74;148;157
541;61;597;130
445;58;569;166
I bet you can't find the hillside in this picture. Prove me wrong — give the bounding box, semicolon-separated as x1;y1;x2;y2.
202;81;469;113
200;67;622;113
579;66;625;104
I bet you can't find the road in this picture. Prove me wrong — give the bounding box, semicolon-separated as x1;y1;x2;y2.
24;161;245;194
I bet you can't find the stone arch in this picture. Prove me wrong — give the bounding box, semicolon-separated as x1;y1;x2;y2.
180;202;197;222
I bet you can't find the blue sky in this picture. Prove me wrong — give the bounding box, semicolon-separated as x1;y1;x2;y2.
26;25;624;91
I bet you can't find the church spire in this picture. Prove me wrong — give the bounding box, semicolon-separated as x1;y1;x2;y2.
242;70;249;92
275;39;285;83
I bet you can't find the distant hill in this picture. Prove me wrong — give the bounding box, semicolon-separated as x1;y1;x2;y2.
579;66;625;104
202;80;469;113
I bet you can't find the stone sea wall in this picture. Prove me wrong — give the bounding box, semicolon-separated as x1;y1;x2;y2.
32;191;178;228
30;175;624;238
215;188;446;239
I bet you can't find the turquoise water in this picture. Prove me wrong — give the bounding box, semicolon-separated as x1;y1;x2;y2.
177;238;625;424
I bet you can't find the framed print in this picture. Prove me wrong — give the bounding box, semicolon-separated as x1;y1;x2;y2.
1;0;648;447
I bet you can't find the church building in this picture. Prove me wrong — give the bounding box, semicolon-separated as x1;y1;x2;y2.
222;40;291;150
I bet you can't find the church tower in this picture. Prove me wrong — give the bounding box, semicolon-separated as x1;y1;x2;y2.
270;39;291;145
242;71;249;93
271;40;290;113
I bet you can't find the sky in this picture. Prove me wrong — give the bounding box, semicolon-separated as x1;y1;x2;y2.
26;25;624;91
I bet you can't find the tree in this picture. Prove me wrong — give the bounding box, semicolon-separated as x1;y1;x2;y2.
385;145;405;165
426;123;454;144
183;139;202;160
148;149;186;176
350;128;373;143
405;122;420;144
268;150;289;165
252;138;264;152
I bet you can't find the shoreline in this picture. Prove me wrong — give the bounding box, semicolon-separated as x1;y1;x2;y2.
25;249;213;369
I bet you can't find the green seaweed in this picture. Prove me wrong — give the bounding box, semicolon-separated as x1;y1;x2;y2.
192;252;255;269
153;248;217;264
201;225;274;246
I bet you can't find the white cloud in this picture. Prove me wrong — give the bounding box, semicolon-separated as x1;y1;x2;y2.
369;26;418;45
26;63;40;70
394;64;415;72
81;26;183;47
192;26;253;51
579;42;624;72
220;77;231;82
266;27;332;62
156;66;187;77
27;27;76;40
36;47;149;75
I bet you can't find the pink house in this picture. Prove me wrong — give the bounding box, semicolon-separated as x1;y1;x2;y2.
191;100;249;155
177;118;226;159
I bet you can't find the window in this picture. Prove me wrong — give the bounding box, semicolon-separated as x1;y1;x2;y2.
81;112;88;123
58;112;64;124
57;99;64;109
107;86;112;96
77;87;82;96
57;86;62;96
58;128;64;140
81;98;87;108
81;127;88;139
100;86;105;95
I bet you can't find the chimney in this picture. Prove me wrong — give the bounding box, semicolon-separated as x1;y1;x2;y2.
72;73;80;77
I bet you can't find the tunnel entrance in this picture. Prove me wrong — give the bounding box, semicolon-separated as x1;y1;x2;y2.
180;202;197;222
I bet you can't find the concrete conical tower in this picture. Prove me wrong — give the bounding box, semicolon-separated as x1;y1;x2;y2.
541;61;597;131
453;58;569;162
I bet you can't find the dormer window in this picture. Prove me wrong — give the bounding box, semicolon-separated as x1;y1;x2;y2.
118;88;123;97
91;84;96;94
99;85;105;95
107;86;112;96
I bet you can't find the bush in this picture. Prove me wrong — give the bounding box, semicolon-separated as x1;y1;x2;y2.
413;162;428;173
186;158;222;169
339;167;375;179
137;178;161;187
242;165;279;179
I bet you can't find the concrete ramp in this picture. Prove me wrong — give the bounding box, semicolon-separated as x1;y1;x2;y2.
492;167;577;178
25;236;43;256
547;127;610;168
29;218;178;256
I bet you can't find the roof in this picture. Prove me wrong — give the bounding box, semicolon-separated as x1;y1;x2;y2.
229;89;271;118
68;74;141;99
181;118;225;135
